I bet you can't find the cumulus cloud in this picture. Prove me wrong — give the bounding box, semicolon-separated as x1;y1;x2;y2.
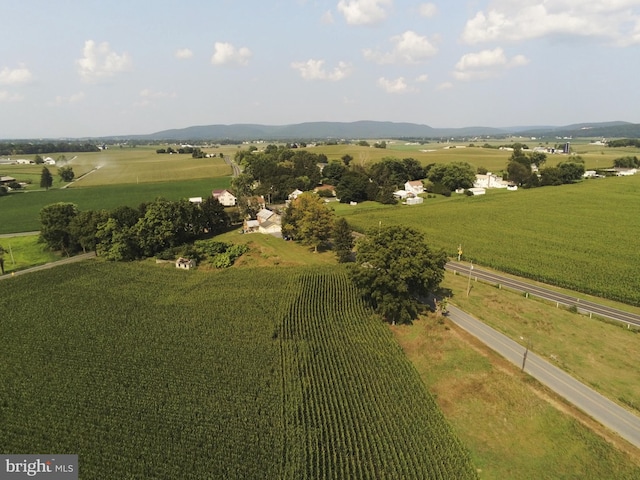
337;0;393;25
0;65;33;85
364;30;438;64
211;42;252;66
134;88;177;107
48;92;86;106
377;76;415;93
418;3;437;18
415;74;429;82
0;90;24;102
175;48;194;59
461;0;640;46
76;40;132;82
453;47;529;81
291;59;352;80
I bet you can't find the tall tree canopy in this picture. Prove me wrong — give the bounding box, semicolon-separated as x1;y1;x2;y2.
282;193;334;252
349;225;447;325
40;167;53;190
427;162;476;191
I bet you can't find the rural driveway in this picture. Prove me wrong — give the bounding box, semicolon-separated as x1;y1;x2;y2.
447;304;640;449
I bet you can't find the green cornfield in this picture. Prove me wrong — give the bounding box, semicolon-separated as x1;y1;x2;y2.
0;261;476;479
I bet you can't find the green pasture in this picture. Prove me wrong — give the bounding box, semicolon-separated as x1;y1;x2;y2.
337;175;640;305
0;177;231;234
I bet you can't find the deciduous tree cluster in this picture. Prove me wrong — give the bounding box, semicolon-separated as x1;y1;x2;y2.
39;197;230;260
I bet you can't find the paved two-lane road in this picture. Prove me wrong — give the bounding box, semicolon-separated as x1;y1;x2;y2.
447;304;640;449
446;261;640;328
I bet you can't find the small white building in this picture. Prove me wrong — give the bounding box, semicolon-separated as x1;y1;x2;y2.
43;157;56;165
393;189;410;200
405;196;424;205
212;189;237;206
188;197;203;204
468;187;486;196
175;257;195;269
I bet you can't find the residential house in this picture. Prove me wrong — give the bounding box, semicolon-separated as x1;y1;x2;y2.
43;157;56;165
474;172;509;189
404;180;424;195
243;219;260;233
212;189;237;206
288;189;303;201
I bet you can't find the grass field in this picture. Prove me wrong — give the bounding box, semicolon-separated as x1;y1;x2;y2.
0;177;231;234
0;234;59;273
0;262;476;479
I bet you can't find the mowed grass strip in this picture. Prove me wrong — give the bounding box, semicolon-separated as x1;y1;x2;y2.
440;271;640;417
392;315;640;479
0;234;59;273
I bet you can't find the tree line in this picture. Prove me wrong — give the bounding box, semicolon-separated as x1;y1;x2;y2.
230;144;478;207
0;142;99;156
39;197;230;260
505;144;585;188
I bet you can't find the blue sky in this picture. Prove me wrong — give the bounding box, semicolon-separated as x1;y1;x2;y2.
2;0;640;138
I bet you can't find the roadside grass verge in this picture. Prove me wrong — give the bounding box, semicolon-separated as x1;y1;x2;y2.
392;315;640;479
440;271;640;416
0;235;59;273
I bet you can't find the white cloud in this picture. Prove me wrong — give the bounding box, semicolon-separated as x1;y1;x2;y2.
0;65;33;85
337;0;393;25
377;76;415;93
321;10;335;24
211;42;252;66
415;74;429;82
291;59;352;80
364;30;438;64
134;89;176;107
461;1;640;46
76;40;132;82
0;90;24;102
436;82;453;90
453;47;529;81
49;92;86;106
418;3;437;18
175;48;193;59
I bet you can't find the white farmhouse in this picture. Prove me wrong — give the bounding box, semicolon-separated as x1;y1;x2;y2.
404;180;424;195
212;189;237;206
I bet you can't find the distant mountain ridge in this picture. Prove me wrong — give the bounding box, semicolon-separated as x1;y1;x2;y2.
117;120;640;141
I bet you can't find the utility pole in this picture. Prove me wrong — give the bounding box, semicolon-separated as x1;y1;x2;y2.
466;261;473;296
521;338;532;372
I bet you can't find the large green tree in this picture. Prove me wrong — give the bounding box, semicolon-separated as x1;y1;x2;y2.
282;193;334;252
333;218;354;263
39;202;78;254
40;167;53;190
427;162;476;191
349;225;447;324
58;166;75;182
